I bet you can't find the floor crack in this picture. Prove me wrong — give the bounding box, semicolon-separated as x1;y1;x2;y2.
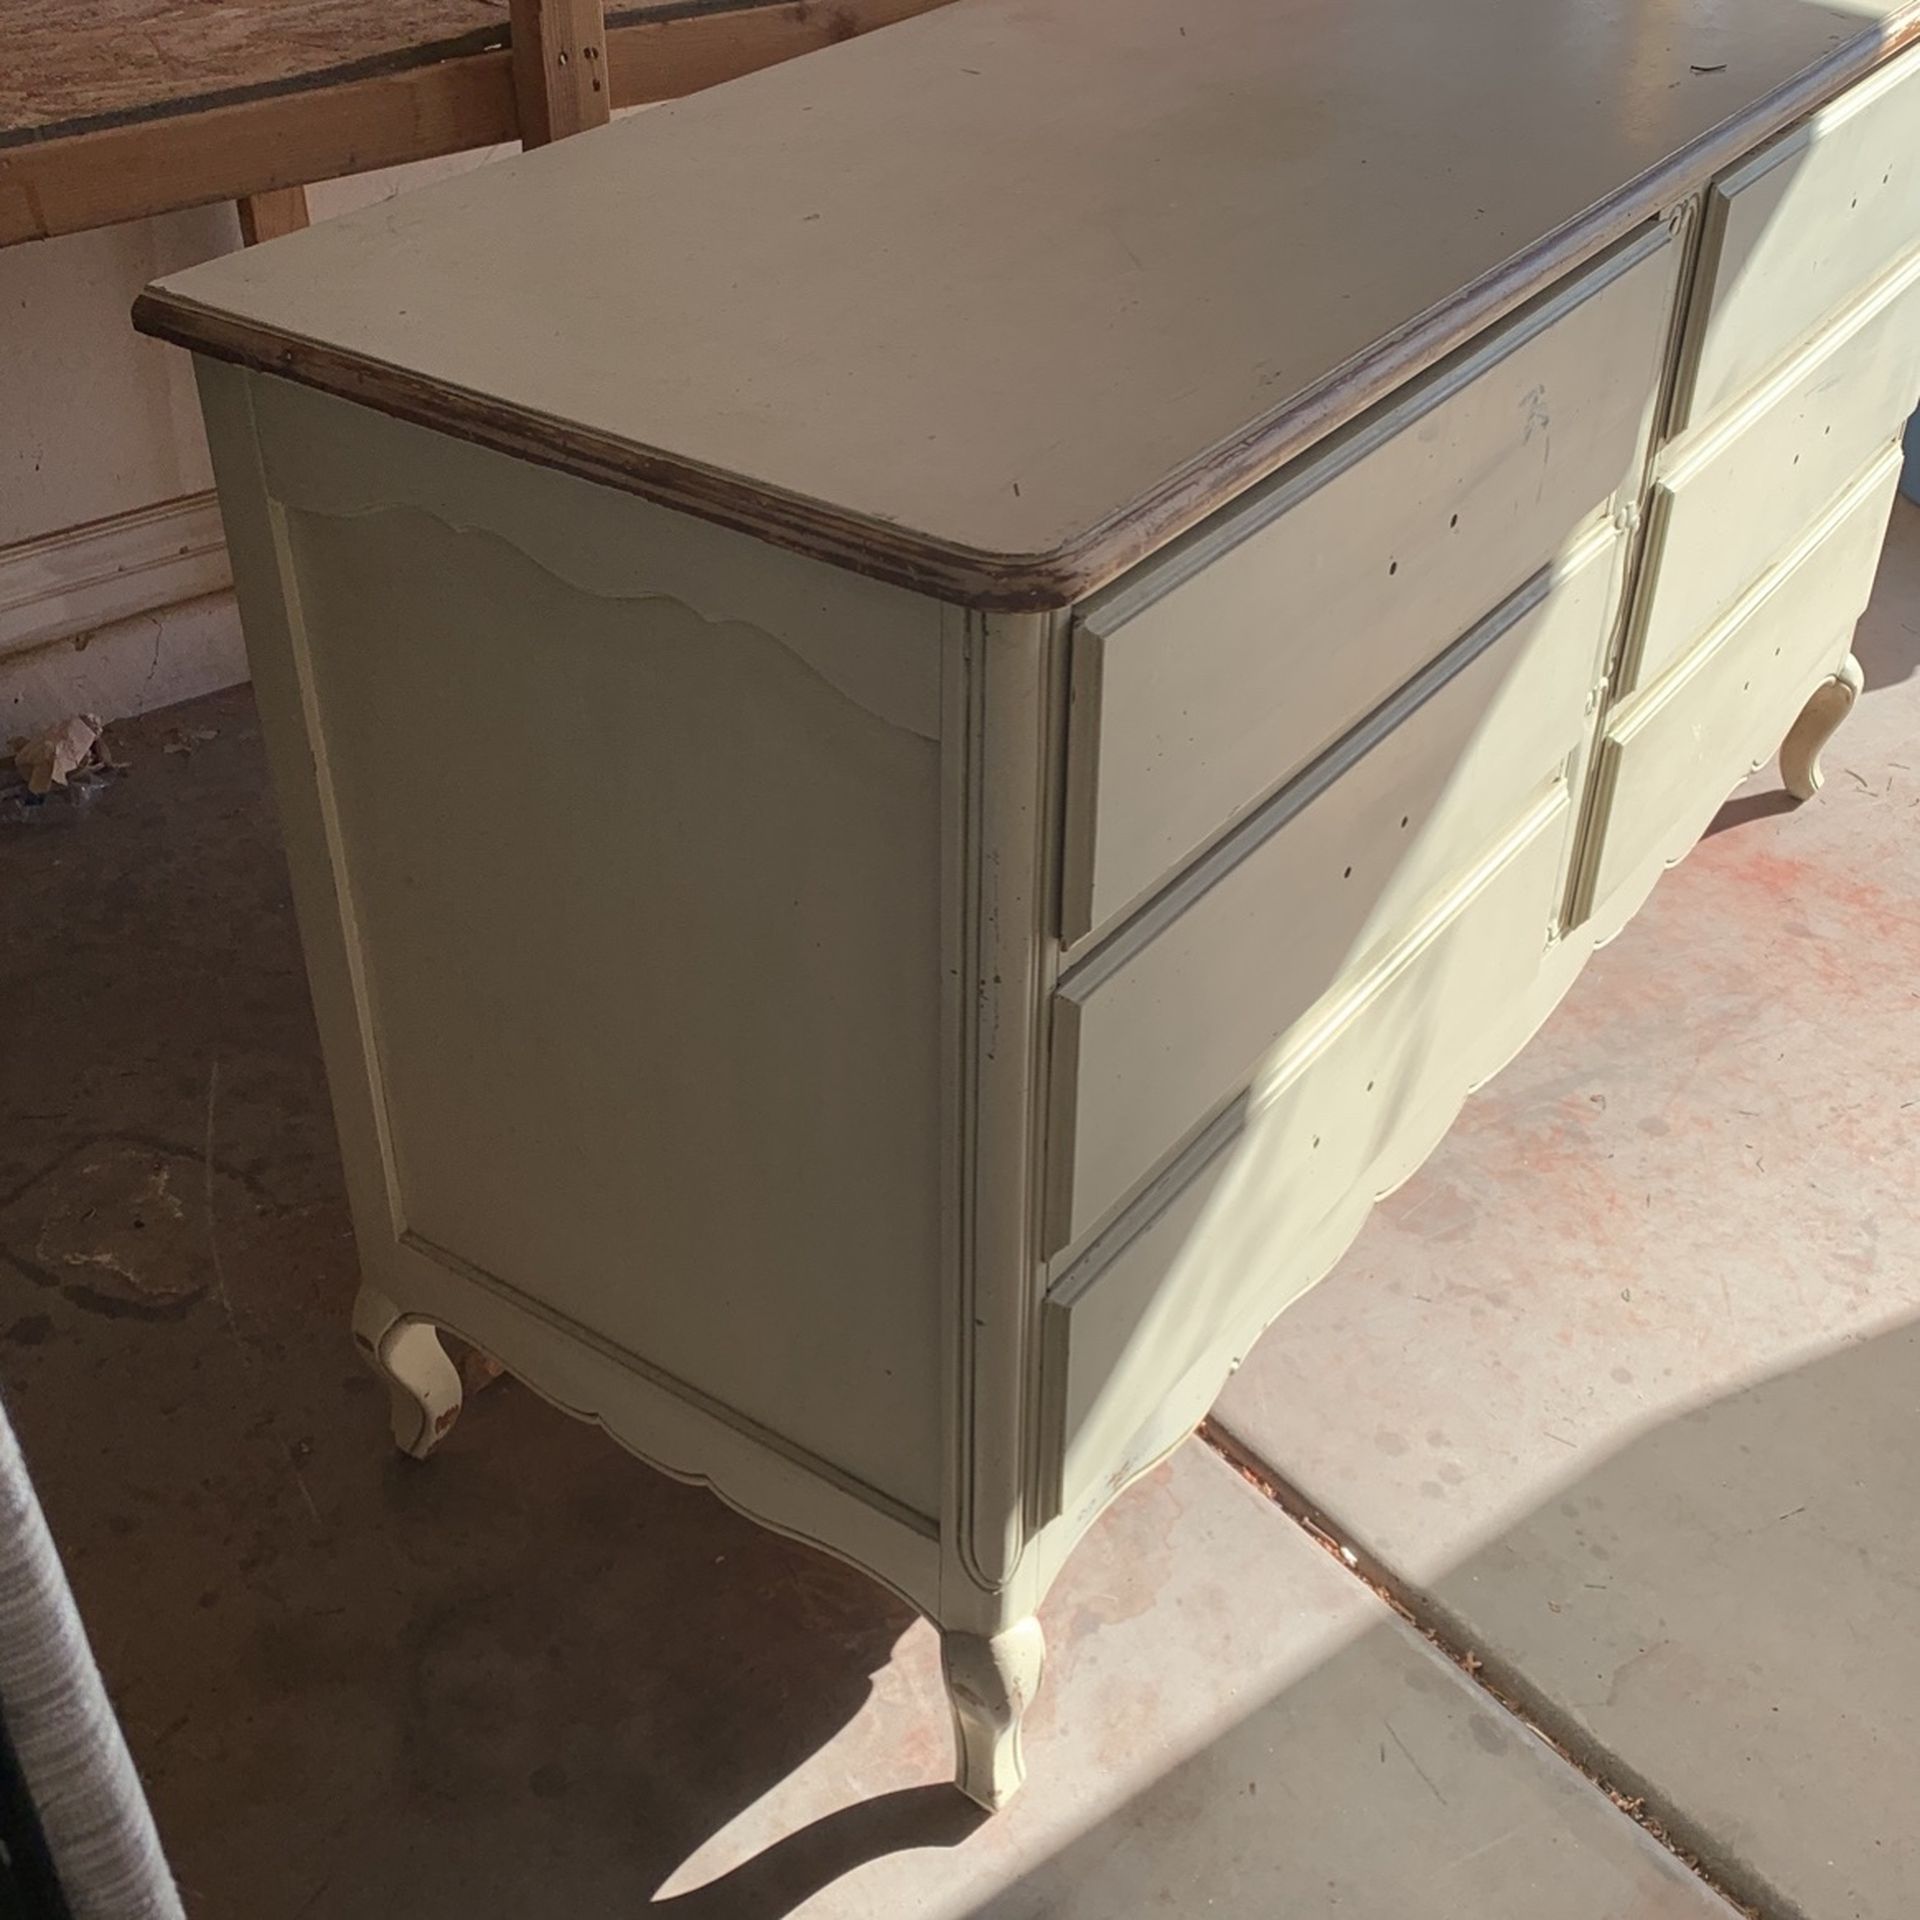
1199;1417;1805;1920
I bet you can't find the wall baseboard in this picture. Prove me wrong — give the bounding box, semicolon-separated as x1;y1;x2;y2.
1;591;247;743
0;493;232;661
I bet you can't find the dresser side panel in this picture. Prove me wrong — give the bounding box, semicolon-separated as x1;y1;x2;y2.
230;373;949;1522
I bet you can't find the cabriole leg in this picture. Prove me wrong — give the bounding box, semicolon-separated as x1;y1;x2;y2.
1781;651;1865;801
941;1616;1046;1810
351;1282;463;1459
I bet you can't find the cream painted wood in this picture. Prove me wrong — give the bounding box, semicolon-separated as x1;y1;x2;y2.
1677;39;1920;432
137;0;1918;599
1047;529;1618;1254
1043;792;1567;1520
1587;450;1901;919
942;1618;1047;1811
197;359;954;1591
169;26;1920;1817
284;500;948;1515
1061;226;1678;945
1626;251;1920;691
1781;652;1867;802
351;1283;463;1461
245;378;945;741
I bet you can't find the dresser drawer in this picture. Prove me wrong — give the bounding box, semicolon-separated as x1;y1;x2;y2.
1058;225;1679;945
1629;254;1920;690
1587;448;1901;921
1679;41;1920;431
1043;528;1619;1254
1041;791;1568;1523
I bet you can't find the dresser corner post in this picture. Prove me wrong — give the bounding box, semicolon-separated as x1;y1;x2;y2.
935;597;1072;1805
192;358;424;1396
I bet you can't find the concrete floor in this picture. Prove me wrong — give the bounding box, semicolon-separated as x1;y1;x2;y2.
1;499;1915;1918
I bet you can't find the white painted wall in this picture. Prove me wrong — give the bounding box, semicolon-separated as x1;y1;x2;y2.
1;207;230;546
0;146;514;744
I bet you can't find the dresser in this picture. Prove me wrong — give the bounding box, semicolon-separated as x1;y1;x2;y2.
135;0;1920;1808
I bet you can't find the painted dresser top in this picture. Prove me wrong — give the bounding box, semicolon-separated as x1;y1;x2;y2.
137;0;1918;606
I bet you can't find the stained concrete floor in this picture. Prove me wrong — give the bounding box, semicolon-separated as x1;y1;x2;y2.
0;499;1914;1919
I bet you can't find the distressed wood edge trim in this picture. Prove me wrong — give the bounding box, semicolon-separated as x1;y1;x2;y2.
132;294;1096;607
129;12;1920;609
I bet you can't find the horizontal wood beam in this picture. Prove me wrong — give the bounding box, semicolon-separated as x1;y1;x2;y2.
0;0;951;248
0;58;519;247
601;0;945;106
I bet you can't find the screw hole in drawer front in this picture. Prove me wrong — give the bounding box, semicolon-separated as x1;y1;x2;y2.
1059;222;1680;947
1045;531;1616;1256
1677;39;1920;431
1629;251;1920;692
1586;447;1900;923
1039;794;1571;1522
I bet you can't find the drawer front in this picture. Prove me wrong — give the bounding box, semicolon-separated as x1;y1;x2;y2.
1587;448;1901;920
1041;791;1568;1523
1679;41;1920;431
1059;225;1679;945
1044;528;1619;1254
1630;254;1920;690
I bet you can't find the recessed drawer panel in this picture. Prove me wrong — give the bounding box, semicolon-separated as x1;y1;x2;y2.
1679;41;1920;431
1059;226;1679;945
1041;793;1567;1523
1588;448;1901;921
1044;528;1619;1255
1629;254;1920;690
